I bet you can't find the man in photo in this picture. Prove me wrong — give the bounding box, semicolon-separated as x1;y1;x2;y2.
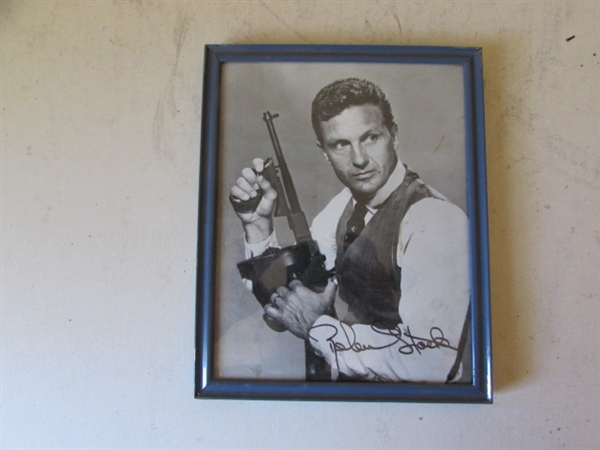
229;78;470;383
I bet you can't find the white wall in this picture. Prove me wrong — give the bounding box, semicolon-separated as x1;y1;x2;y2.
1;1;598;448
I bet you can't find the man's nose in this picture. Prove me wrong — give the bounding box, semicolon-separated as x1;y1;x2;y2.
350;144;369;168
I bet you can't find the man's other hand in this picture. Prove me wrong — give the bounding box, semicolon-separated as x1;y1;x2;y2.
264;279;337;339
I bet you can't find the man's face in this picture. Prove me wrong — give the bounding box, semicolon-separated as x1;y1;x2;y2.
318;104;399;203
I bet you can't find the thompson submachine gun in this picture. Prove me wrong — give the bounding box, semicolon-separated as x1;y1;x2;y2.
237;111;332;326
236;111;333;380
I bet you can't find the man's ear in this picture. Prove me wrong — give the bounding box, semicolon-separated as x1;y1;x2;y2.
390;123;399;148
316;141;331;163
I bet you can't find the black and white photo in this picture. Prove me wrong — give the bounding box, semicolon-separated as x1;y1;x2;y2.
196;45;492;402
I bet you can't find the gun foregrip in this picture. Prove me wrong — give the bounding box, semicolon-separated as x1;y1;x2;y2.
261;159;278;187
261;160;289;217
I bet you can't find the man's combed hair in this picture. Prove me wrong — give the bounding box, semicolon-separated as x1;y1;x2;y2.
311;78;395;144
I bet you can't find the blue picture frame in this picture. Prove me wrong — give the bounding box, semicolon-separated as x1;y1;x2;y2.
195;45;492;402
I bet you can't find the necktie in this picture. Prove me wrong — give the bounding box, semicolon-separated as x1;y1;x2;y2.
343;201;368;248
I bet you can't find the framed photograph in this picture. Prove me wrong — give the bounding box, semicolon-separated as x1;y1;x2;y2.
195;45;492;402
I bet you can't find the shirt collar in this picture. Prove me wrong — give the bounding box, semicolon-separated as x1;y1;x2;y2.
355;162;406;212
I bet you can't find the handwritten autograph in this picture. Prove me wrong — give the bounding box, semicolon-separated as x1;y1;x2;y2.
308;322;458;356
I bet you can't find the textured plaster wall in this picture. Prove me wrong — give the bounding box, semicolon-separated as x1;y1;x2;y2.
1;1;598;449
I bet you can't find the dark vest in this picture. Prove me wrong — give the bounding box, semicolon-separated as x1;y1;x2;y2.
334;168;440;328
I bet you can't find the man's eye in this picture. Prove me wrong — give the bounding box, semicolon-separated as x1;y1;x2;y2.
365;134;378;143
333;142;349;151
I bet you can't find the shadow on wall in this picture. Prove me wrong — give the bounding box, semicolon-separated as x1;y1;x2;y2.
480;39;533;392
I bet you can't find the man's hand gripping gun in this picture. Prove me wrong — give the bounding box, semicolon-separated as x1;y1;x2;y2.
237;111;334;332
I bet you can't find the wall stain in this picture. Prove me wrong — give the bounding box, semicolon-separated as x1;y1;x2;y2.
153;6;196;163
375;0;404;38
545;133;599;190
259;1;310;43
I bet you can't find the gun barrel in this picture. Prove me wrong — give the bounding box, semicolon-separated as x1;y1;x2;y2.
263;111;303;214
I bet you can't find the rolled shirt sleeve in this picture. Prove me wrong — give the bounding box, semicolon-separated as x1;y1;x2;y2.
244;232;279;259
242;232;280;290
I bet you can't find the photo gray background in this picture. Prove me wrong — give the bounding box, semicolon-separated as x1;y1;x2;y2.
215;62;467;378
